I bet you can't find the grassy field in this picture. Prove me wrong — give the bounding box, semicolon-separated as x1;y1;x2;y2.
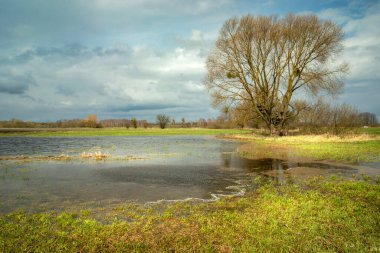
361;127;380;136
235;134;380;163
0;127;252;137
0;126;378;137
1;177;379;252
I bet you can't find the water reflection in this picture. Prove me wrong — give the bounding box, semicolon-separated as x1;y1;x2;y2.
0;136;378;213
220;152;372;184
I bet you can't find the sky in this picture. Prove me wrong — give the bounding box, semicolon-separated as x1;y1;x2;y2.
0;0;379;122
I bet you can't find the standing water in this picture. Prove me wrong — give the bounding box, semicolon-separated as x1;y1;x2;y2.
0;135;375;213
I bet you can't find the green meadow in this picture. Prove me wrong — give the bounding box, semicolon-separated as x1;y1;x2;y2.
1;177;379;252
235;132;380;163
361;127;380;136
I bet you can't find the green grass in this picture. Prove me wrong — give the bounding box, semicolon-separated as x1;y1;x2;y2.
0;128;252;137
291;141;380;163
1;177;379;252
238;135;380;163
360;127;380;136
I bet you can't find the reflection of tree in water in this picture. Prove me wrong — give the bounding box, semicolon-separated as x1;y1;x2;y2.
222;153;231;168
221;153;288;172
221;153;358;184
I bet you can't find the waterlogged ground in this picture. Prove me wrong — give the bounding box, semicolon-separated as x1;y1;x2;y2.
0;135;378;213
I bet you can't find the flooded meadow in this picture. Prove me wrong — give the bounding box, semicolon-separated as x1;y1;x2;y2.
0;135;378;213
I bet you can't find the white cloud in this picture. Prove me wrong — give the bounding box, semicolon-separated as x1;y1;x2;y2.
0;31;213;121
92;0;233;16
190;30;203;41
184;80;205;92
341;4;380;81
330;2;380;118
0;0;379;121
317;8;351;24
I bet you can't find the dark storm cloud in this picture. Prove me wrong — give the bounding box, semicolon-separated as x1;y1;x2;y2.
110;103;181;113
1;44;133;66
55;85;78;97
0;73;36;94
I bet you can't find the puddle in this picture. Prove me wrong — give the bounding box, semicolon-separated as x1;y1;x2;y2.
0;136;378;213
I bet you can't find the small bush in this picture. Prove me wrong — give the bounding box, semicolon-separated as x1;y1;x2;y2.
156;114;170;129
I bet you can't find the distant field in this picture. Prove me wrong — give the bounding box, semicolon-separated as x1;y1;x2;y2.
0;127;252;137
234;134;380;163
360;127;380;135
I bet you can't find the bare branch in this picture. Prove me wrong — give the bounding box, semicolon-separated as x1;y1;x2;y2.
205;13;347;135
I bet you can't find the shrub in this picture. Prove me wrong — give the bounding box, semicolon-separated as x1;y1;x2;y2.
156;114;170;129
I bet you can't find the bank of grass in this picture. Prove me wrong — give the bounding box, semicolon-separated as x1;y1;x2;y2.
235;134;380;163
361;126;380;136
0;177;379;252
0;127;252;137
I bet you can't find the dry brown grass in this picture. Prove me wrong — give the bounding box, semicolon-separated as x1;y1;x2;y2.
81;151;110;160
231;133;380;163
230;133;380;143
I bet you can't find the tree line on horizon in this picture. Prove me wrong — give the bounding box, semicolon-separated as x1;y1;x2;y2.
0;106;378;133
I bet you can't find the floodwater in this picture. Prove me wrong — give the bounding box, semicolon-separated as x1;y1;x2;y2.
0;136;378;213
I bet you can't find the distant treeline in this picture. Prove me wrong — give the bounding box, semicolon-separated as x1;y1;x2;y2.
0;118;101;128
296;101;378;134
0;105;378;134
0;116;233;129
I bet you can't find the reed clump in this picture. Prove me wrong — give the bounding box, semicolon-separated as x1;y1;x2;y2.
81;151;110;160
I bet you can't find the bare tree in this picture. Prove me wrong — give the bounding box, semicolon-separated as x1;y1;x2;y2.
229;100;258;128
156;114;170;129
197;118;207;128
299;99;361;134
359;112;379;126
131;118;138;128
85;114;98;128
205;14;348;135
